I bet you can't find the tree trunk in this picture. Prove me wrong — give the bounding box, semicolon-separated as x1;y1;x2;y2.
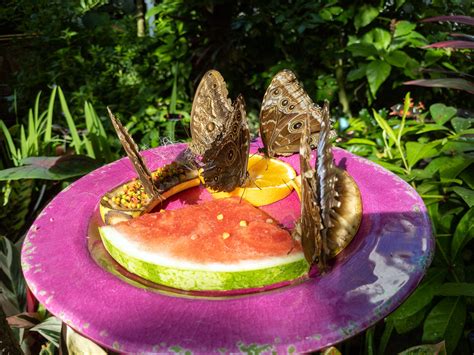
0;304;24;355
136;0;146;37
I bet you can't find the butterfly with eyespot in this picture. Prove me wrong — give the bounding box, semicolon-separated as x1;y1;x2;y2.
190;70;250;192
292;101;339;272
259;69;326;158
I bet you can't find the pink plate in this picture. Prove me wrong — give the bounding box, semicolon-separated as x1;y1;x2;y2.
22;142;433;353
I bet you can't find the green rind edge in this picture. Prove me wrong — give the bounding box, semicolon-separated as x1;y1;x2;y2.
100;229;309;291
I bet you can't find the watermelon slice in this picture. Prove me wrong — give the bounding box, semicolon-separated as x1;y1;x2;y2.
99;198;308;291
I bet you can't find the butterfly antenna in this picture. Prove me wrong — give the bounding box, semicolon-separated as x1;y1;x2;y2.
239;186;247;204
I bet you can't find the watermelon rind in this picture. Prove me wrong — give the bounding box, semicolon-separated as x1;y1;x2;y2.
99;227;308;291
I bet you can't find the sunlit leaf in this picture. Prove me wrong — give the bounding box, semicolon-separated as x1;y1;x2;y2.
30;316;62;347
398;341;446;355
452;186;474;207
422;297;466;354
429;104;457;125
354;5;379;30
394;21;416;37
406;141;441;169
385;50;410;68
367;60;391;97
346;138;377;146
66;325;106;355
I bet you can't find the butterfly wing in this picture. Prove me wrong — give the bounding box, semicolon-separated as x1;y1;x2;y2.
317;101;340;260
201;95;249;192
107;107;162;202
259;69;323;158
190;70;233;156
292;114;323;267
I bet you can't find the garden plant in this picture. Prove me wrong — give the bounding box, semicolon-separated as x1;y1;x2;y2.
0;0;473;354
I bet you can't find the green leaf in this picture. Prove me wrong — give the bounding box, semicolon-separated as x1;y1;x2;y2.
0;155;101;181
406;141;441;169
346;138;376;146
399;342;446;355
435;283;474;297
347;64;368;81
451;117;472;133
422;297;466;354
58;87;82;154
452;186;474;207
460;170;474;189
44;86;57;142
378;320;394;355
424;156;474;179
347;43;378;57
366;60;391;97
363;28;391;51
395;0;408;10
394;21;417;37
430;104;457;125
393;306;427;334
441;141;474;154
30;316;62;347
390;268;447;321
416;124;450;134
66;325;107;355
354;5;379;30
373;110;397;142
371;159;406;175
0;235;26;315
385;50;410;68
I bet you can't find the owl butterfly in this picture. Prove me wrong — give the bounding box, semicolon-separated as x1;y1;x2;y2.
292;101;339;272
190;70;250;192
107;107;163;206
259;69;324;158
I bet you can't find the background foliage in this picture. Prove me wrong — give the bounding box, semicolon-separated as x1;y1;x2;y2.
0;0;473;354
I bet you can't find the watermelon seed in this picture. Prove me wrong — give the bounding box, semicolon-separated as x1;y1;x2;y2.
239;220;248;227
266;218;274;224
222;232;230;239
217;213;224;220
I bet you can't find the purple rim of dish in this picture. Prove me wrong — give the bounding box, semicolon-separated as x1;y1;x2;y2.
22;142;434;354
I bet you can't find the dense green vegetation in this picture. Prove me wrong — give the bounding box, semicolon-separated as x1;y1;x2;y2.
0;0;472;354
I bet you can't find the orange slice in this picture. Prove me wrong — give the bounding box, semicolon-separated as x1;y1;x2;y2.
204;155;297;206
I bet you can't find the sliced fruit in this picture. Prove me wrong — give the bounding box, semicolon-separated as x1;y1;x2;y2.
290;167;362;257
99;198;308;291
204;154;297;206
100;162;200;225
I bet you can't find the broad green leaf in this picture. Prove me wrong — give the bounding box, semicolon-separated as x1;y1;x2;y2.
30;316;62;347
347;43;378;57
451;117;472;133
390;268;447;321
416;124;449;134
441;141;474;154
422;297;466;354
0;155;101;181
424;156;474;179
406;141;440;169
346;138;376;146
393;306;427;334
435;283;474;297
0;235;26;316
429;104;457;125
66;325;106;355
372;110;397;142
366;60;391;97
399;342;446;355
394;21;416;37
452;187;474;207
385;50;410;68
363;28;391;50
460;170;474;189
347;64;368;81
354;5;379;30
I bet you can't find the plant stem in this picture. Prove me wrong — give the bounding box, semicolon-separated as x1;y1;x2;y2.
335;59;352;117
136;0;146;37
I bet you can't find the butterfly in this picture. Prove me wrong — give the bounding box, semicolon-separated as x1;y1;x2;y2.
259;69;325;158
190;70;250;192
292;101;339;272
107;107;164;209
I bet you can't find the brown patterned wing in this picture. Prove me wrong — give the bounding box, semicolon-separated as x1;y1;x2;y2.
259;69;323;158
292;114;324;269
316;101;340;261
190;70;233;156
201;95;250;192
107;107;162;201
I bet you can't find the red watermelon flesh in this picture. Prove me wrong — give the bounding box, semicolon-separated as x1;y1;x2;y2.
111;197;302;264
